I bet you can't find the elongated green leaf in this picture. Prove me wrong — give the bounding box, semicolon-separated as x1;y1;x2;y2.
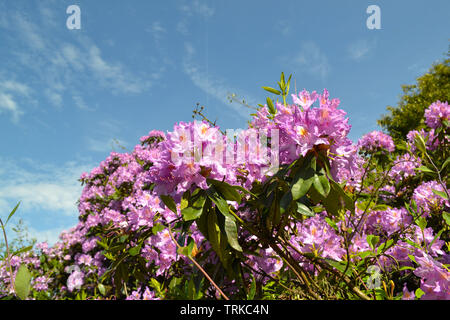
14;264;31;300
297;202;314;217
280;191;293;214
414;135;427;155
247;275;256;300
206;179;241;203
206;187;231;219
432;189;448;200
266;97;276;115
12;245;33;257
5;202;21;226
160;195;177;213
441;157;450;171
262;86;281;95
207;211;224;262
291;171;314;200
98;283;106;296
224;216;242;252
415;166;434;174
442;212;450;226
312;174;331;198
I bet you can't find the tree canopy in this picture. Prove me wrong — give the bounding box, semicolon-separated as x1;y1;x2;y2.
378;50;450;141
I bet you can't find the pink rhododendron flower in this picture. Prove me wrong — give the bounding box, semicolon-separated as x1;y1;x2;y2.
424;101;449;129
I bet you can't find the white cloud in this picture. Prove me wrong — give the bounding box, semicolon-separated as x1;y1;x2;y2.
182;43;255;118
275;21;291;36
0;158;93;217
0;80;30;122
87;137;128;153
176;0;215;35
147;21;166;41
45;89;63;108
14;13;46;51
73;94;94;111
85;119;128;153
293;42;330;80
348;39;376;61
27;226;66;246
0;80;31;96
0;5;159;121
0;92;24;122
179;0;215;17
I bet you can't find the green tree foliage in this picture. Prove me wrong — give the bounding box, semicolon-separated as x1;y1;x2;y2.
378;51;450;142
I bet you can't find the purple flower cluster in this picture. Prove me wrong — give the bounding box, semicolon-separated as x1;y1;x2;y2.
1;92;448;300
357;131;395;153
406;128;439;152
390;153;421;183
412;181;449;216
414;253;449;300
424;101;449;129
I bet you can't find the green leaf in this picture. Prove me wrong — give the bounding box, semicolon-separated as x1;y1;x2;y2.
14;264;32;300
247;275;256;300
266;97;276;115
297;202;314;217
416;217;427;231
5;202;21;226
415;288;425;299
279;190;293;214
442;212;450;226
408;254;417;264
181;192;207;221
312;173;331;198
324;217;338;232
207;211;225;263
160;195;177;213
98;283;106;296
414;134;427;154
366;234;380;250
377;239;394;255
314;179;354;216
262;86;281;95
128;245;141;256
432;189;448;200
12;245;33;257
206;179;241;203
291;169;314;200
441;157;450;171
415;165;434;174
224;216;242;252
152;223;165;235
206;187;231;219
178;237;196;257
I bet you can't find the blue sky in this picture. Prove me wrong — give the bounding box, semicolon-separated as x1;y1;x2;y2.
0;0;449;244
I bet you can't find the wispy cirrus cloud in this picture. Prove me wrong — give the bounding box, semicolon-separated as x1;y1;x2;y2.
347;39;377;61
0;156;94;245
0;92;24;123
85;119;128;153
179;0;215;18
291;41;330;81
0;157;93;217
0;2;157;122
0;80;30;122
176;0;215;35
182;42;255;118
